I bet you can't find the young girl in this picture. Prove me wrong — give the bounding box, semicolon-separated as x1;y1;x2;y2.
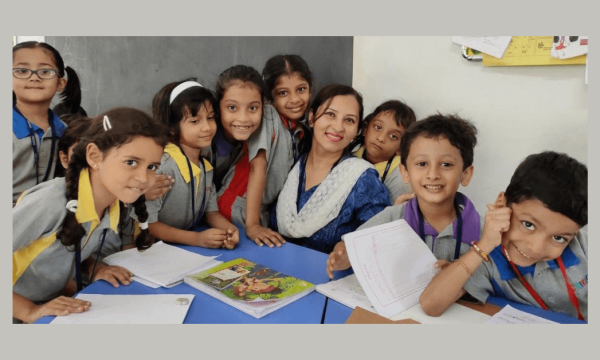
353;100;416;205
13;41;83;205
208;65;289;248
269;84;391;254
262;54;313;164
147;79;239;249
13;107;167;323
327;115;480;278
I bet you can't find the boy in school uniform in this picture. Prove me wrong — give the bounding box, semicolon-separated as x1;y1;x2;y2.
420;151;587;320
327;114;480;277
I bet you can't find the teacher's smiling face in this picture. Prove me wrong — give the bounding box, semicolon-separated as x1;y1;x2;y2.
309;95;360;155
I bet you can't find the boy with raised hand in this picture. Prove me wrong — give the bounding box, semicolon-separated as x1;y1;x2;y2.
419;151;587;320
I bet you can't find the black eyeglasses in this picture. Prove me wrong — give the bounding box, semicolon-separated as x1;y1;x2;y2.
13;68;59;80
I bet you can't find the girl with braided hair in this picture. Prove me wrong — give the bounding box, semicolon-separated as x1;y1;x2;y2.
13;107;167;323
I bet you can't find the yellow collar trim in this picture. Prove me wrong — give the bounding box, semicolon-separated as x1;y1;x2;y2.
165;143;213;183
354;146;400;178
76;168;120;233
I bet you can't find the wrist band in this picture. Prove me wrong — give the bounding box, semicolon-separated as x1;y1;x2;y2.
454;259;473;276
471;241;490;262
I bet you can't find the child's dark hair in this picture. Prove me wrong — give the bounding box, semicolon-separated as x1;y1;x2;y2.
57;107;168;252
152;78;217;145
262;54;313;103
54;103;88;118
504;151;587;227
54;116;92;178
12;41;83;115
215;65;267;128
355;99;417;150
400;114;478;170
299;84;364;155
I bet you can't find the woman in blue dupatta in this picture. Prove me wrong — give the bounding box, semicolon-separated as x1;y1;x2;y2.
269;84;390;254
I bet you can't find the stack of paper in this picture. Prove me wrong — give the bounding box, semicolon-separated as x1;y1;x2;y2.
184;258;314;319
103;241;221;288
51;294;194;324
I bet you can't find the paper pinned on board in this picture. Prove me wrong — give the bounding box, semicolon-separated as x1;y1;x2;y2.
551;36;588;59
485;305;557;324
50;294;194;324
452;36;512;58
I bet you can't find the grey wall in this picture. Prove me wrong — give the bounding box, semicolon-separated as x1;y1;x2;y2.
46;36;354;117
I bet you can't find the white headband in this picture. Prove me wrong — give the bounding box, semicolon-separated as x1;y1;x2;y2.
169;81;203;104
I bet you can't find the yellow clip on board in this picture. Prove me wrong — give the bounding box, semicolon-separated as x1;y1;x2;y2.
482;36;586;66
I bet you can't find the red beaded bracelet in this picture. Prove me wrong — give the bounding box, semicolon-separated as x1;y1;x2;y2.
471;241;490;262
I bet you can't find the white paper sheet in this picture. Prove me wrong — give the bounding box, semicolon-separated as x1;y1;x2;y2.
391;303;491;324
452;36;512;58
316;274;377;312
103;241;220;287
485;305;557;324
50;294;194;324
343;220;438;318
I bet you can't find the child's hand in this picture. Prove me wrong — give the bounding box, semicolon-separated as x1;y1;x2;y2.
196;228;228;248
326;241;351;279
94;264;133;287
144;174;174;201
394;192;415;206
479;192;512;252
26;296;92;324
246;225;286;248
222;227;240;249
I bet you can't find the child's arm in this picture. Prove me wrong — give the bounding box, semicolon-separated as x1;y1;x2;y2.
393;192;415;206
419;192;511;317
245;149;286;248
13;291;91;324
148;221;227;248
205;211;239;249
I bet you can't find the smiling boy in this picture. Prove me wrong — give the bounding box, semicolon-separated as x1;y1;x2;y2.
327;114;480;277
419;151;588;320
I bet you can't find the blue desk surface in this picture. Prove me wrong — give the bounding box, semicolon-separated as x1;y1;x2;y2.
36;228;331;324
323;292;587;324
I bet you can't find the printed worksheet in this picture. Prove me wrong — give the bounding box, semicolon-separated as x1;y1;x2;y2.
343;220;438;318
485;305;557;324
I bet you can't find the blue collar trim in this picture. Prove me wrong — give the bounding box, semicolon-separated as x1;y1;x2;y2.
492;244;580;281
13;104;66;139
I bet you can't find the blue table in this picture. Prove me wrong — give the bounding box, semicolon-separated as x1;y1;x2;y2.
323;287;587;324
36;228;331;324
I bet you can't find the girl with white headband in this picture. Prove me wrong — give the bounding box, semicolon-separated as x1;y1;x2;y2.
13;108;167;323
146;78;239;249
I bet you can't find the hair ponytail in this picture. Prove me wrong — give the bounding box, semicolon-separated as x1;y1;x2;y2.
132;195;155;250
57;141;88;248
55;66;84;116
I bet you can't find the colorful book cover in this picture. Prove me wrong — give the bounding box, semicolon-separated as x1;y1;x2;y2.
186;258;314;303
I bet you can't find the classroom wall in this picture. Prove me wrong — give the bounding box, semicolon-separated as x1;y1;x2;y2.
352;36;588;215
45;36;354;117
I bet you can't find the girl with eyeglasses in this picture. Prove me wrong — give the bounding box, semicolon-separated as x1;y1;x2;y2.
12;41;83;206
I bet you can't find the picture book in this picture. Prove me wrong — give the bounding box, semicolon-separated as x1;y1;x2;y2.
184;258;315;318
